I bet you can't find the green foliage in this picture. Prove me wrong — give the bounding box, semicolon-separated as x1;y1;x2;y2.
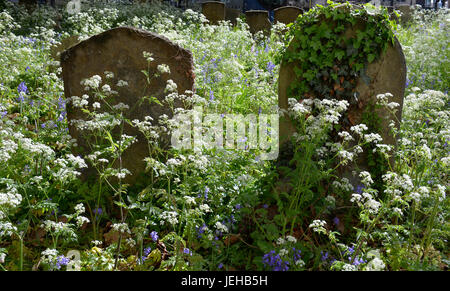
282;1;396;102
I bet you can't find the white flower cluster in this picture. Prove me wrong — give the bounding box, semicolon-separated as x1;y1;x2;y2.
165;79;178;93
111;222;131;234
157;64;170;74
160;211;179;226
309;220;327;233
70;95;90;108
276;235;297;245
332;178;354;192
0;184;22;219
81;75;102;91
215;221;228;233
350;189;381;214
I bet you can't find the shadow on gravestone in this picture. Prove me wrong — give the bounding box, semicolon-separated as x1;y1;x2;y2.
278;10;406;185
274;6;303;25
61;27;195;183
245;10;272;35
202;1;226;25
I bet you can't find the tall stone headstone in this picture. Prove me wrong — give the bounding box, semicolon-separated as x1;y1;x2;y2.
226;7;242;25
61;27;195;183
245;10;271;35
201;1;226;25
274;6;303;25
278;9;406;182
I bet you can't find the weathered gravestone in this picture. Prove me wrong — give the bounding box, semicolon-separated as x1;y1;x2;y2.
61;27;195;183
245;10;271;35
226;7;242;25
201;1;226;25
278;7;406;183
274;6;303;25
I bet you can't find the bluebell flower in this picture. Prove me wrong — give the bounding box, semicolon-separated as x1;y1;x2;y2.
262;250;289;271
143;247;152;258
321;251;329;262
196;224;207;238
93;208;102;215
350;256;366;266
55;255;70;270
58;96;66;110
218;263;223;269
355;184;365;194
292;247;302;262
150;231;159;242
204;186;209;200
333;217;340;226
17;82;28;94
266;61;275;73
347;246;355;255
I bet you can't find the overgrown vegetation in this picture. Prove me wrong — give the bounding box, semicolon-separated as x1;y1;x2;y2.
0;2;448;271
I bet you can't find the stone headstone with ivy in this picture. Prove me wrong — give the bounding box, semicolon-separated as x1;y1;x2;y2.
201;1;226;25
274;6;303;25
245;10;272;35
61;27;195;183
278;4;406;181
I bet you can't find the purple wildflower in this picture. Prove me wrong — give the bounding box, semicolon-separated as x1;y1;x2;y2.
55;255;70;270
333;217;340;226
150;231;159;242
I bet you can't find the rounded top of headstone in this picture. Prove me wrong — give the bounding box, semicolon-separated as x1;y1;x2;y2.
394;3;412;7
62;26;193;64
274;6;303;12
201;1;225;5
245;10;269;15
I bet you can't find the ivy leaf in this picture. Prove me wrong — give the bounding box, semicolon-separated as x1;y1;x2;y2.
335;50;345;61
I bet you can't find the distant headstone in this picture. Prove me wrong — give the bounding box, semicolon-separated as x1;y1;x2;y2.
245;10;271;35
202;1;226;25
274;6;303;25
278;10;406;182
226;7;242;25
395;4;413;24
61;27;195;183
50;35;81;62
